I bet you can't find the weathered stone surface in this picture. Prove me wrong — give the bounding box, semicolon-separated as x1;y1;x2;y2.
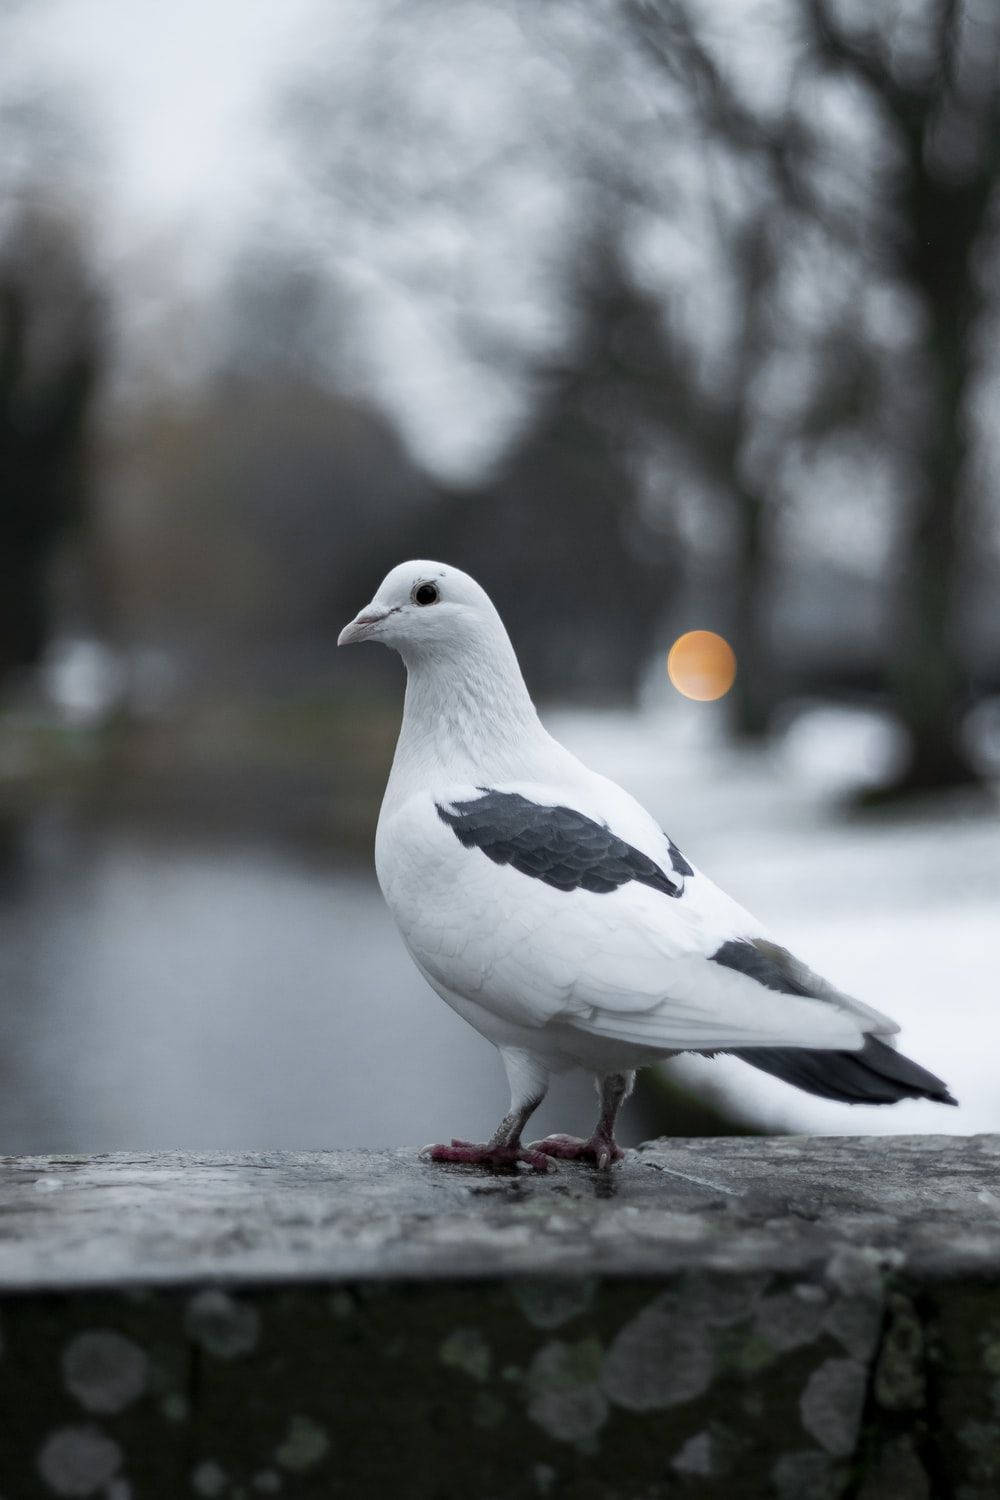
0;1136;996;1498
1;1134;998;1289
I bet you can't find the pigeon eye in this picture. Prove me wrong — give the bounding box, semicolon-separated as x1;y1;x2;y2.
413;582;439;606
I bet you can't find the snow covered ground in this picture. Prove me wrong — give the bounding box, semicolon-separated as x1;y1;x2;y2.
551;703;999;1137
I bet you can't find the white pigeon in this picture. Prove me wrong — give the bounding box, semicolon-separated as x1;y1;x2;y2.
339;561;955;1170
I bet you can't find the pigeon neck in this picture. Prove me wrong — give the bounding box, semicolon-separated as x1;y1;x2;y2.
387;633;556;798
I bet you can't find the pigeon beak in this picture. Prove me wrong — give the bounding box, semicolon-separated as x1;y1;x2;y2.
337;604;393;647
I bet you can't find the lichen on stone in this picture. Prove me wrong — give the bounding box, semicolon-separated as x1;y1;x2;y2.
824;1297;883;1363
274;1415;329;1474
752;1288;828;1354
525;1339;608;1445
824;1248;888;1302
191;1460;228;1498
672;1431;713;1476
601;1293;713;1411
439;1327;491;1382
62;1330;148;1415
37;1425;123;1498
800;1357;869;1457
184;1290;260;1360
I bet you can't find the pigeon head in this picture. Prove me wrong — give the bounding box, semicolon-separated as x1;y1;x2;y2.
340;560;548;776
338;560;507;662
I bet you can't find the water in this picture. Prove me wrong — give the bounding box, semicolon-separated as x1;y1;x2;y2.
0;819;600;1152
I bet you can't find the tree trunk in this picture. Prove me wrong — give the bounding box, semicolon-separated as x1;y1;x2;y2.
728;487;773;741
872;166;985;800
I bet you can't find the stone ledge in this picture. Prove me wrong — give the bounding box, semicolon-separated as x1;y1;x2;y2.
1;1137;998;1499
1;1134;998;1290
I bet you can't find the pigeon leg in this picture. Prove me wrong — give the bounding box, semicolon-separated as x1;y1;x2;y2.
530;1071;634;1168
422;1049;553;1172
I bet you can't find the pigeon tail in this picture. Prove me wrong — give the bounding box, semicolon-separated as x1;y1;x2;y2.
731;1035;957;1106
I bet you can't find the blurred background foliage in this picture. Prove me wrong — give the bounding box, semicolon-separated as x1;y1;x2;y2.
0;0;996;1151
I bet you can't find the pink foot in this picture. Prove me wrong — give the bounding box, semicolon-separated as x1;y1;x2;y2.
421;1140;553;1173
528;1133;625;1170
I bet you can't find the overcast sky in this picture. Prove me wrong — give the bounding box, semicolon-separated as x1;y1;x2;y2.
4;0;314;262
0;0;545;475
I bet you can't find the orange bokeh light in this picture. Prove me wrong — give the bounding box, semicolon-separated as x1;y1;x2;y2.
667;630;737;702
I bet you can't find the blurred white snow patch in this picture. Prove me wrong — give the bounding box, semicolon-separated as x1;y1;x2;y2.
778;701;908;792
554;695;726;761
42;637;125;724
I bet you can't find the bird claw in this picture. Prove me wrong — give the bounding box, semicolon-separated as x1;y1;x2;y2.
419;1141;554;1173
528;1133;625;1169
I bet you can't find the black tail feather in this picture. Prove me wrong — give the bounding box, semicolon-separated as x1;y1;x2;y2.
731;1035;957;1106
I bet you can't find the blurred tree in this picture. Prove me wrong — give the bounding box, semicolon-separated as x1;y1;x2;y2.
423;238;679;701
109;374;437;682
804;0;997;796
106;248;440;691
282;9;694;704
0;207;101;691
625;0;998;789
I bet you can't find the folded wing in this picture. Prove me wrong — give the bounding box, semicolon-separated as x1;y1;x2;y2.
412;785;889;1055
